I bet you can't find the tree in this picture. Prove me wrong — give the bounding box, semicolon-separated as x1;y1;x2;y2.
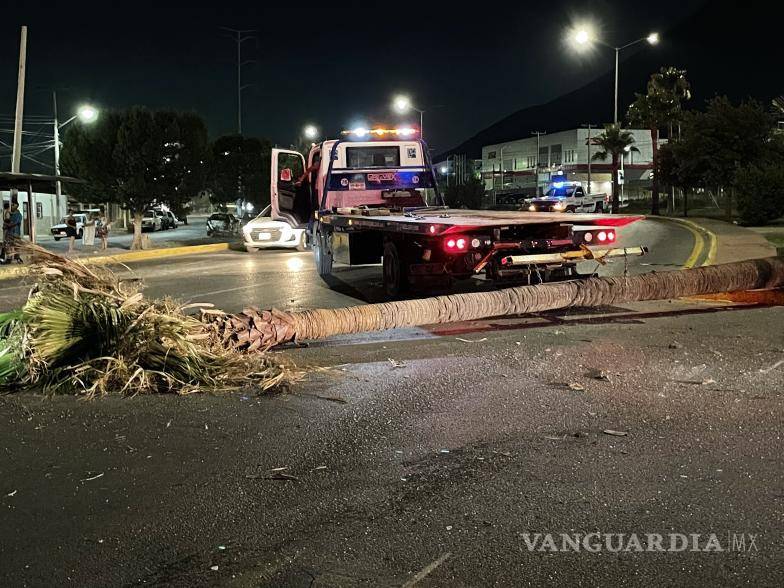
591;124;637;213
207;135;272;213
735;164;784;226
627;67;691;215
62;107;209;249
444;177;485;209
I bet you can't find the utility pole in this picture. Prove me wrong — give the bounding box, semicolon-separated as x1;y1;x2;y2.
531;131;546;196
582;123;594;194
11;26;28;176
221;28;256;135
53;91;62;217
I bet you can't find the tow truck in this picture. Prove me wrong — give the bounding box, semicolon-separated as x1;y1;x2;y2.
270;128;646;297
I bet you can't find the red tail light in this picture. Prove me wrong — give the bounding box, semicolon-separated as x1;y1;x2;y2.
597;231;608;242
607;230;616;242
444;236;468;252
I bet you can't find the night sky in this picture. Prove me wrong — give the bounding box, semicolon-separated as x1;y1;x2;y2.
2;0;707;161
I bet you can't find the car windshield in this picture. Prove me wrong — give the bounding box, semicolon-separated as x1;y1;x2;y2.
545;187;575;198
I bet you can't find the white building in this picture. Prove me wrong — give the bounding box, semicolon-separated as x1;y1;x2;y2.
481;128;657;197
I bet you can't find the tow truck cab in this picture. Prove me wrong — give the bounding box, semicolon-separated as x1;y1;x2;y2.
270;130;644;297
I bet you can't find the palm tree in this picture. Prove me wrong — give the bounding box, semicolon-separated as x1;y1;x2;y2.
628;93;670;215
208;257;784;348
628;68;691;216
649;67;692;137
591;124;637;213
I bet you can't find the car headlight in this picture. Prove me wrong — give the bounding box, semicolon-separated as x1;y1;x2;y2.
553;202;564;210
528;205;536;211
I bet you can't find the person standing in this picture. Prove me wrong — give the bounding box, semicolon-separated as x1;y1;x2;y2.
65;213;78;254
96;213;110;251
7;203;23;264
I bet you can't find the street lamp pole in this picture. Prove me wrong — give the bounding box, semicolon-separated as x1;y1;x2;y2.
53;91;62;218
614;47;620;123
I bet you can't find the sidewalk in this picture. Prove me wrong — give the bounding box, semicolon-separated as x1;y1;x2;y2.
668;217;778;265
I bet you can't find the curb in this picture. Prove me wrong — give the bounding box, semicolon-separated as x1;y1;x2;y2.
0;242;230;281
659;217;718;267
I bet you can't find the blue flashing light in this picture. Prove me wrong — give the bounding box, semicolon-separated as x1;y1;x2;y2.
552;181;565;189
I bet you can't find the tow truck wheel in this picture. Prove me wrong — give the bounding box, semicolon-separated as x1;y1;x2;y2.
313;228;333;276
565;208;575;213
382;241;409;298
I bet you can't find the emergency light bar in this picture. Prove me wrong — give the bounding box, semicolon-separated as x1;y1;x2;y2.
342;127;418;138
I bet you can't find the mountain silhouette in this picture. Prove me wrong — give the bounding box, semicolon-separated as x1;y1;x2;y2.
436;0;783;161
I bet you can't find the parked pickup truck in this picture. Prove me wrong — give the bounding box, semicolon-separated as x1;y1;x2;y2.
528;182;607;213
269;129;646;297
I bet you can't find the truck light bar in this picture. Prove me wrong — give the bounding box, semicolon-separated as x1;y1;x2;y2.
342;127;418;138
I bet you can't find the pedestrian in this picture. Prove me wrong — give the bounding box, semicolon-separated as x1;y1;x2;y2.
96;213;110;251
6;203;23;264
65;213;78;254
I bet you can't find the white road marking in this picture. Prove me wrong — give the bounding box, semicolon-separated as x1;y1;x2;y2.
401;552;452;587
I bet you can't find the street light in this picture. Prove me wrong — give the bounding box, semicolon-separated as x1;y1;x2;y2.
303;124;319;141
53;95;99;217
392;94;424;138
567;25;660;123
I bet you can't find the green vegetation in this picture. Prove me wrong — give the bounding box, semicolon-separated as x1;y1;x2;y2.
591;124;637;213
0;244;287;396
62;107;209;249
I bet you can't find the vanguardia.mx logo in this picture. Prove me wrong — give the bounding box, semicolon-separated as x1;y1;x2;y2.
521;532;759;553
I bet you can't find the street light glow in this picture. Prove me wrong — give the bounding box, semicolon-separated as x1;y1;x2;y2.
303;124;318;140
77;104;99;124
392;95;412;113
647;32;660;45
574;29;590;45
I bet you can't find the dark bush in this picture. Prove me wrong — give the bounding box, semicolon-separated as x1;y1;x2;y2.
736;164;784;226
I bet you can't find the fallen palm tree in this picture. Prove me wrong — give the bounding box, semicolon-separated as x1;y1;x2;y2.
0;243;288;396
204;256;784;349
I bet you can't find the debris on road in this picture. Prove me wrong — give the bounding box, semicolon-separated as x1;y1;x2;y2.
455;337;488;343
585;368;610;382
760;359;784;374
388;358;407;369
669;342;683;349
6;489;17;497
80;473;105;482
568;382;585;391
602;430;629;437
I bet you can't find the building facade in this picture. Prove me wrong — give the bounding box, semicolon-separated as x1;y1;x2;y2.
481;128;658;198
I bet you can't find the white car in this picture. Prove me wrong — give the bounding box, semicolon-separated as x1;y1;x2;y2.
243;205;308;252
50;213;88;240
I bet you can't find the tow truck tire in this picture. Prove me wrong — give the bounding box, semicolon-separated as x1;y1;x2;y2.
382;241;409;298
54;237;61;241
314;227;333;277
594;202;604;213
565;207;575;213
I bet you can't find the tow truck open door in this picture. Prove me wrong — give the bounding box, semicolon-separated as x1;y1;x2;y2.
271;148;307;227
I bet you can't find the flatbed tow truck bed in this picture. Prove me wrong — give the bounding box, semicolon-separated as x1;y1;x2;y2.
322;208;642;233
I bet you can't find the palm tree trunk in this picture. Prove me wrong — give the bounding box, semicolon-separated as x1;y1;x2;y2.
611;154;620;213
204;257;784;349
650;127;660;215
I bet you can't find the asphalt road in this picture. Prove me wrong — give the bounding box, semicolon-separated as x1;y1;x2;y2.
0;216;702;315
2;218;782;586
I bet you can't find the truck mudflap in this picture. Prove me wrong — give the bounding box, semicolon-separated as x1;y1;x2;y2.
498;246;648;267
